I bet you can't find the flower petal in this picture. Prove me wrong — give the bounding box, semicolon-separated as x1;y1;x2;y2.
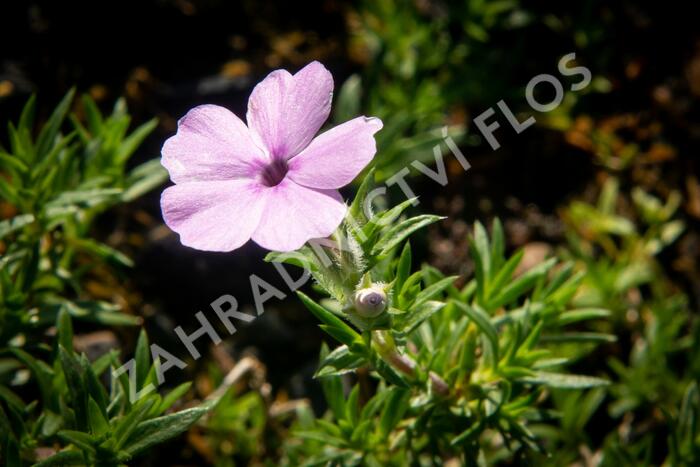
162;104;265;184
287;116;383;189
246;61;333;159
251;179;346;251
161;179;267;252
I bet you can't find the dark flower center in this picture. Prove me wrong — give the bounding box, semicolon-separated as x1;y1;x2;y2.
260;158;289;187
366;293;382;305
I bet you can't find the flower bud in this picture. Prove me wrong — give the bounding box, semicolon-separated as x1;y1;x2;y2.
354;286;387;318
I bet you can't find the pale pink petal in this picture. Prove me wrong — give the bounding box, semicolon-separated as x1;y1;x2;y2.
251;179;346;251
162;105;266;184
161;179;267;252
287;116;382;189
246;61;333;159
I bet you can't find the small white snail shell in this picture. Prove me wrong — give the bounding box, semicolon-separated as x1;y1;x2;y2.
354;286;387;318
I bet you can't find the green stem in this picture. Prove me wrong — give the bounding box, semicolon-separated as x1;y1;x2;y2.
371;330;450;396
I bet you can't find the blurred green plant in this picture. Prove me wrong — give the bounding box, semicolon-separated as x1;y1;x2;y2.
336;0;619;184
335;0;501;180
537;176;700;464
204;389;267;464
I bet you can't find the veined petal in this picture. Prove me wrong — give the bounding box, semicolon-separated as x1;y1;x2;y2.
287;116;383;189
162;105;265;184
246;61;333;160
251;179;346;252
161;179;266;252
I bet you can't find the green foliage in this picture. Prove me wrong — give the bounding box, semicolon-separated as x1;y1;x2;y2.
267;175;611;463
0;93;203;465
335;0;477;180
0;91;167;346
336;0;618;182
1;0;695;464
9;329;210;466
552;176;700;464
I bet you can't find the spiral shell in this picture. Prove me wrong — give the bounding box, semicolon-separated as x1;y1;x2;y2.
354;286;387;318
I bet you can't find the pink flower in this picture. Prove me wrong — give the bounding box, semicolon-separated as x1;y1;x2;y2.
160;61;382;252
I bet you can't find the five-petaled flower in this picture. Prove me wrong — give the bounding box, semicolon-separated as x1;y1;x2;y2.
160;61;382;252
